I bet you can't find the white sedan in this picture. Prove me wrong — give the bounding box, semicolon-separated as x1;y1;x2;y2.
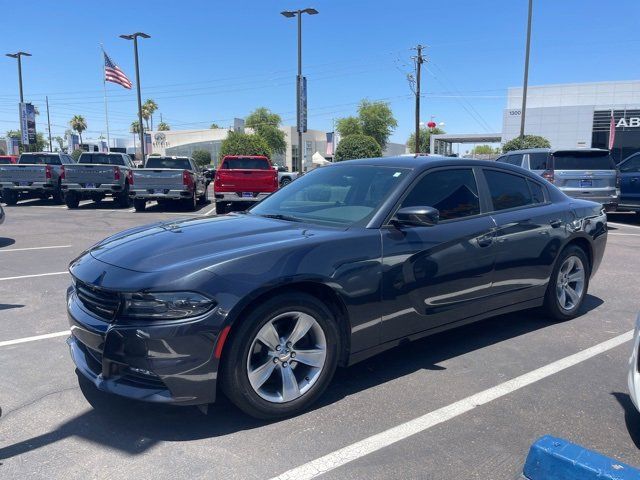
628;314;640;411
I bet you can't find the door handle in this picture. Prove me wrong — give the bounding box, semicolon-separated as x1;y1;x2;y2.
476;234;493;248
549;219;562;228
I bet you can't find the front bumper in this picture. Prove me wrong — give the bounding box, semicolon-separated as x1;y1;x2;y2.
214;191;272;203
67;286;220;405
130;188;192;200
628;314;640;412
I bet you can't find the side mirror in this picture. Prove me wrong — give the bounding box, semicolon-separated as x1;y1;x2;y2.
395;206;439;227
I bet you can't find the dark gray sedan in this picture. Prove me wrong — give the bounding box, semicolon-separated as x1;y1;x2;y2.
66;156;607;418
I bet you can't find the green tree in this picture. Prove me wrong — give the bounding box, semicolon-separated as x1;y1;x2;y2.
157;122;170;131
6;130;20;139
470;144;500;155
334;134;382;161
6;130;47;152
407;127;445;154
210;123;220;129
142;99;158;130
54;136;64;151
130;121;142;134
71;149;83;161
336;100;397;150
69;115;87;144
192;149;212;167
219;131;272;161
245;107;287;154
502;135;551;153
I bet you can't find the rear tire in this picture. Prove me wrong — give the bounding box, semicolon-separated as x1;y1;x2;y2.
221;293;340;419
2;189;18;206
198;186;209;205
280;177;292;187
65;192;80;209
183;191;197;211
133;199;146;212
52;184;64;205
543;245;590;321
215;202;227;215
116;184;132;208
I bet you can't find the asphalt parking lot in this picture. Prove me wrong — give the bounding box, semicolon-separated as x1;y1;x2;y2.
1;193;640;479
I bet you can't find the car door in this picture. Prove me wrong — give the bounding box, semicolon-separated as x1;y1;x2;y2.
619;154;640;209
380;167;496;340
481;168;563;303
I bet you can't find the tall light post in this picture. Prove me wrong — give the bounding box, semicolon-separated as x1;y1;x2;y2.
519;0;533;139
5;51;31;103
120;32;150;161
281;8;318;174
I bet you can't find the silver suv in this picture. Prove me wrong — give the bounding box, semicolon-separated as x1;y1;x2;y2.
495;148;619;211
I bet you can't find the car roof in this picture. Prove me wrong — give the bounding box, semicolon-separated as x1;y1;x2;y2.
21;151;60;155
503;148;610;155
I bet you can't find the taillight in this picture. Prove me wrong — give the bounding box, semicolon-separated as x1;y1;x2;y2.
542;169;555;183
274;172;279;188
214;173;221;189
127;169;134;185
183;170;194;189
45;165;52;180
59;165;65;180
114;166;121;181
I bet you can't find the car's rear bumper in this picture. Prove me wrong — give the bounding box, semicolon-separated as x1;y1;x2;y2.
0;182;55;190
618;201;640;212
561;189;618;210
62;183;123;195
130;188;192;200
214;191;272;203
66;286;220;406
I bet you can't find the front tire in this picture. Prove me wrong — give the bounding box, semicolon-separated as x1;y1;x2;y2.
221;293;340;419
543;245;590;321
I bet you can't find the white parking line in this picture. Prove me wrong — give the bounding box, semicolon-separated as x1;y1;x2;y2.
609;233;640;237
0;245;72;253
204;205;217;216
0;271;67;282
609;222;640;230
270;330;634;480
0;330;69;348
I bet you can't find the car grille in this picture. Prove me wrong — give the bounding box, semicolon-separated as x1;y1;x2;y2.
75;280;121;321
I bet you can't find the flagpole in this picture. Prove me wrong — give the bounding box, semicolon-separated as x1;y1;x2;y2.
100;44;111;152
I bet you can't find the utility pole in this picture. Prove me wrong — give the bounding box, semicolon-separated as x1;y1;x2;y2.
46;96;53;152
411;45;426;155
519;0;533;139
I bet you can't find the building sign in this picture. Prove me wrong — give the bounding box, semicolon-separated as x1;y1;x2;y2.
152;132;170;148
593;109;640;163
616;117;640;128
297;75;307;133
19;102;36;145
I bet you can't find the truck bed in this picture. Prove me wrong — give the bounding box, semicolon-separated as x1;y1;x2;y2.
132;168;185;190
64;164;120;185
0;164;48;184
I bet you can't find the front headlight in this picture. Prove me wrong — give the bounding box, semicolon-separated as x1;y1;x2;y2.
122;291;215;320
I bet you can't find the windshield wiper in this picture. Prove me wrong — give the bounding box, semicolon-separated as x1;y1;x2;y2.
257;213;303;222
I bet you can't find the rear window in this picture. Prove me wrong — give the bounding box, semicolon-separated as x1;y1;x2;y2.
78;153;125;166
222;157;270;170
528;152;549;170
484;170;533;211
552;151;615;170
18;154;61;165
145;157;192;170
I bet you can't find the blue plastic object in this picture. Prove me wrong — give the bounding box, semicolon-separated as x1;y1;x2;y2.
523;435;640;480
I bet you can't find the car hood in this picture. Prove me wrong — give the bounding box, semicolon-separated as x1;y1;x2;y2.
89;214;342;273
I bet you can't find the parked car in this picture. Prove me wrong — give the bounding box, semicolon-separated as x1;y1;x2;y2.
0;152;71;205
628;314;640;413
62;152;134;209
495;148;619;211
275;165;298;187
0;155;18;165
67;156;606;419
130;156;208;212
617;152;640;215
202;165;216;183
213;155;279;214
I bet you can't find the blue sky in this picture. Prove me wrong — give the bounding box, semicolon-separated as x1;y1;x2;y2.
1;0;639;146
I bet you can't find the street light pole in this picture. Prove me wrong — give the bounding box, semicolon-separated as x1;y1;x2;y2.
519;0;533;139
120;32;150;162
6;51;32;151
281;8;318;174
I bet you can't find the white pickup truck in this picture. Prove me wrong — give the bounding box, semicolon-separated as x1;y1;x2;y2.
0;152;72;205
130;156;208;211
62;152;135;209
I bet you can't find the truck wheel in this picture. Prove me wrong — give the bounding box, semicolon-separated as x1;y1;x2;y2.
215;202;227;215
133;199;146;212
65;192;80;209
52;185;64;205
2;189;18;206
116;185;132;208
280;177;292;187
198;186;209;205
183;192;197;211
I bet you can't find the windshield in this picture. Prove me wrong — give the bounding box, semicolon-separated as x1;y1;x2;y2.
145;157;192;170
222;157;270;170
553;151;615;170
250;164;410;226
79;153;125;166
18;154;60;165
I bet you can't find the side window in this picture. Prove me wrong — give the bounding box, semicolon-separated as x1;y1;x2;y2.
529;153;549;170
495;155;507;163
484;170;533;211
507;154;523;166
400;168;480;221
528;180;546;204
620;156;640;173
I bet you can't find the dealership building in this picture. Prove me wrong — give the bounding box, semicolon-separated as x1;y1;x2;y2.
432;80;640;163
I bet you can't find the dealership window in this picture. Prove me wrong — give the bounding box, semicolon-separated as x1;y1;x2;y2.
484;170;533;211
401;169;480;220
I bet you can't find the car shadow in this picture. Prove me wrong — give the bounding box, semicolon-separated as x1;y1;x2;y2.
0;238;16;248
0;304;24;311
0;295;604;461
1;198;63;207
612;392;640;449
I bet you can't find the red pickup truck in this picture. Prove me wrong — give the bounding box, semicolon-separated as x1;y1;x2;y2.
214;155;279;214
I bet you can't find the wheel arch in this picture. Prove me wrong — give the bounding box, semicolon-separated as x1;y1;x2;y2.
562;235;593;273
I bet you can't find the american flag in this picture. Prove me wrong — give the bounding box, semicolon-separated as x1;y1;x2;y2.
104;51;132;89
608;109;616;150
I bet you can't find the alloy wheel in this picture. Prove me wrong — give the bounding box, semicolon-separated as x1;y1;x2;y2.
246;311;327;403
555;255;585;312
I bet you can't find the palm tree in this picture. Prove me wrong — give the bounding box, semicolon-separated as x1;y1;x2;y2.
142;99;158;130
69;115;87;144
130;121;141;134
157;122;170;131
